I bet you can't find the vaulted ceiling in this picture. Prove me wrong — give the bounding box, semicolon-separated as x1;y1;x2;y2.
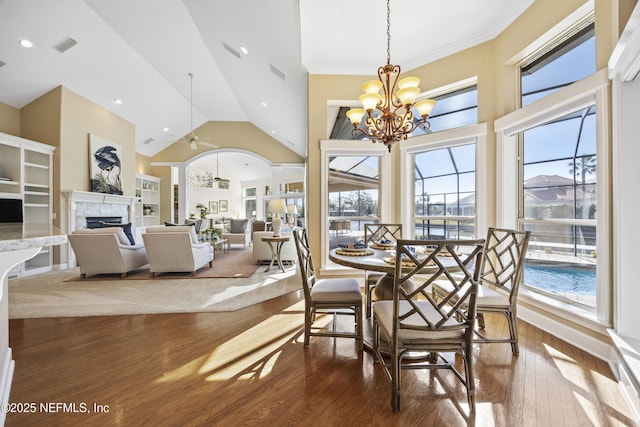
0;0;533;158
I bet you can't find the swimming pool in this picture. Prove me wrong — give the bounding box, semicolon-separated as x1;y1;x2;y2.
523;264;596;296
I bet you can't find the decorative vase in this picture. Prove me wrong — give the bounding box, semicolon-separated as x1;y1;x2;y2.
272;213;283;237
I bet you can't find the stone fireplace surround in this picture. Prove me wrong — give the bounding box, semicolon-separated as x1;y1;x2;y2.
64;191;138;267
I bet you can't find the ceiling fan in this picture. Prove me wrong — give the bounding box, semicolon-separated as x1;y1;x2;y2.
174;73;218;150
214;154;230;184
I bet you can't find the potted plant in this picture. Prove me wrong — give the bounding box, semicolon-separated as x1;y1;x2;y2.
195;203;209;219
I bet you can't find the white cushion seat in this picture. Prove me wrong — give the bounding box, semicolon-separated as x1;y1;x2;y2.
311;278;362;302
373;300;465;341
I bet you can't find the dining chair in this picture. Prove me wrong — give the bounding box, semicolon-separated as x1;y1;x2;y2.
292;228;363;349
363;223;402;318
432;227;531;355
373;238;484;412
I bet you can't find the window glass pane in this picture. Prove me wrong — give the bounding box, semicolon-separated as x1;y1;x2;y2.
413;143;476;238
519;104;597;308
328;155;380;249
244;187;256;197
521;24;595;106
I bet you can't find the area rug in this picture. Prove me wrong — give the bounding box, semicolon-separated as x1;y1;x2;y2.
8;262;301;319
63;247;260;281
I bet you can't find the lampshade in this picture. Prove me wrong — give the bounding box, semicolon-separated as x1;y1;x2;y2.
267;198;286;214
286;204;298;215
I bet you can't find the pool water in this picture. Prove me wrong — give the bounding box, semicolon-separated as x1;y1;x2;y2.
523;264;596;296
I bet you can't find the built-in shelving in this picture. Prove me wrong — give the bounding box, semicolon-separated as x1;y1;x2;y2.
135;173;161;231
0;132;55;277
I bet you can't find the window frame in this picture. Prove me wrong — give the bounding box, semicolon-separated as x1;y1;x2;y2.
495;69;611;330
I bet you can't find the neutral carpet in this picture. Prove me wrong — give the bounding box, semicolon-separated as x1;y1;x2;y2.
8;261;301;319
63;247;261;281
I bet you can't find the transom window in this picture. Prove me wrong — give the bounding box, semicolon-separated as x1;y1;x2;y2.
520;22;595;107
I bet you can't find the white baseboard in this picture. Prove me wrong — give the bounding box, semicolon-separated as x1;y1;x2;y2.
0;348;15;426
518;305;611;361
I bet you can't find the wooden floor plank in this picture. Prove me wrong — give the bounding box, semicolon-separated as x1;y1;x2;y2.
5;291;637;426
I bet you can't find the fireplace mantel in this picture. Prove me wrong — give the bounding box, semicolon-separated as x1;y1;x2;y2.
65;191;139;205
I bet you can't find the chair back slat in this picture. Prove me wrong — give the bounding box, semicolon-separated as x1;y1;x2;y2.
480;228;531;305
292;228;316;301
392;239;485;336
364;223;402;244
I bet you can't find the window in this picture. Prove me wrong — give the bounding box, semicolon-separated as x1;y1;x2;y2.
519;106;597;309
329;84;477;140
328;155;380;248
320;140;390;270
413;143;476;240
495;68;610;325
414;85;478;135
521;22;595;107
243;187;257;219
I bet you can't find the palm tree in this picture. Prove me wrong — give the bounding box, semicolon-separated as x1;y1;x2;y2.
569;155;596;218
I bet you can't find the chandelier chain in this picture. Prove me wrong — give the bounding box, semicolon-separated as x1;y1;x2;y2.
386;0;391;65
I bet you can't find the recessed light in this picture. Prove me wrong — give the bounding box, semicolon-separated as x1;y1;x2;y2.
271;130;277;134
19;39;33;48
163;127;169;132
261;101;268;107
240;46;248;55
114;99;123;104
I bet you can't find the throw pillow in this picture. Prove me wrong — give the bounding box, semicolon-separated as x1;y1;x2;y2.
230;219;248;234
164;221;177;226
100;222;135;245
184;219;203;234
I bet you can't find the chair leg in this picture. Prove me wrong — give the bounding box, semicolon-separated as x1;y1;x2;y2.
477;312;486;329
507;311;519;356
304;306;312;347
465;347;476;412
356;304;363;350
391;352;401;412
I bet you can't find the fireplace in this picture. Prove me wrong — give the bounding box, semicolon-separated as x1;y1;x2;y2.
64;191;139;268
86;216;123;229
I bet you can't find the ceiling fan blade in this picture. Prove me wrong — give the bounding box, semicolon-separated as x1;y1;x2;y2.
198;141;219;149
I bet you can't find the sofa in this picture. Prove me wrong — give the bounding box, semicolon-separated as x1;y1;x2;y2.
69;227;148;279
142;225;213;276
252;231;297;264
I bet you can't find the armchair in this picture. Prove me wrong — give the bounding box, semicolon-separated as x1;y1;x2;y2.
142;225;213;276
69;228;148;279
223;219;250;249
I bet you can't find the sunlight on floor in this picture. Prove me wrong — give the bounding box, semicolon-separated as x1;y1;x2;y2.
155;300;305;384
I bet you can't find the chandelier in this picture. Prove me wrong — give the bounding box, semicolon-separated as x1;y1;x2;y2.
346;0;436;152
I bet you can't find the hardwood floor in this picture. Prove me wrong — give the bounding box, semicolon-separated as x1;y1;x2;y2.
5;290;637;426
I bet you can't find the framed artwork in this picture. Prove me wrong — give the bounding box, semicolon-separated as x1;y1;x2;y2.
209;201;219;215
89;134;123;195
219;200;228;212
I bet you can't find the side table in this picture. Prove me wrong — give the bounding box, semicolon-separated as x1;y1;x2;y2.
212;238;229;258
261;236;291;273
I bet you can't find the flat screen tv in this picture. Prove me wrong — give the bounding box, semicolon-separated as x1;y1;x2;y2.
0;198;23;222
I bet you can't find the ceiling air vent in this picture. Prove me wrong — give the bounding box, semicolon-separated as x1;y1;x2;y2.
142;137;154;145
270;64;286;81
0;60;6;68
53;37;77;53
222;42;241;59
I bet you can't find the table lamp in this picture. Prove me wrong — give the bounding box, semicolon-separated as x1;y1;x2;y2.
286;204;298;225
267;198;286;236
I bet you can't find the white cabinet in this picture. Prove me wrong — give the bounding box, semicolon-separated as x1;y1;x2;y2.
135;174;161;229
0;132;55;277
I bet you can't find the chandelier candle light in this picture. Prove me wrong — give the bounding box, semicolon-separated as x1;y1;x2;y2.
346;0;436;152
